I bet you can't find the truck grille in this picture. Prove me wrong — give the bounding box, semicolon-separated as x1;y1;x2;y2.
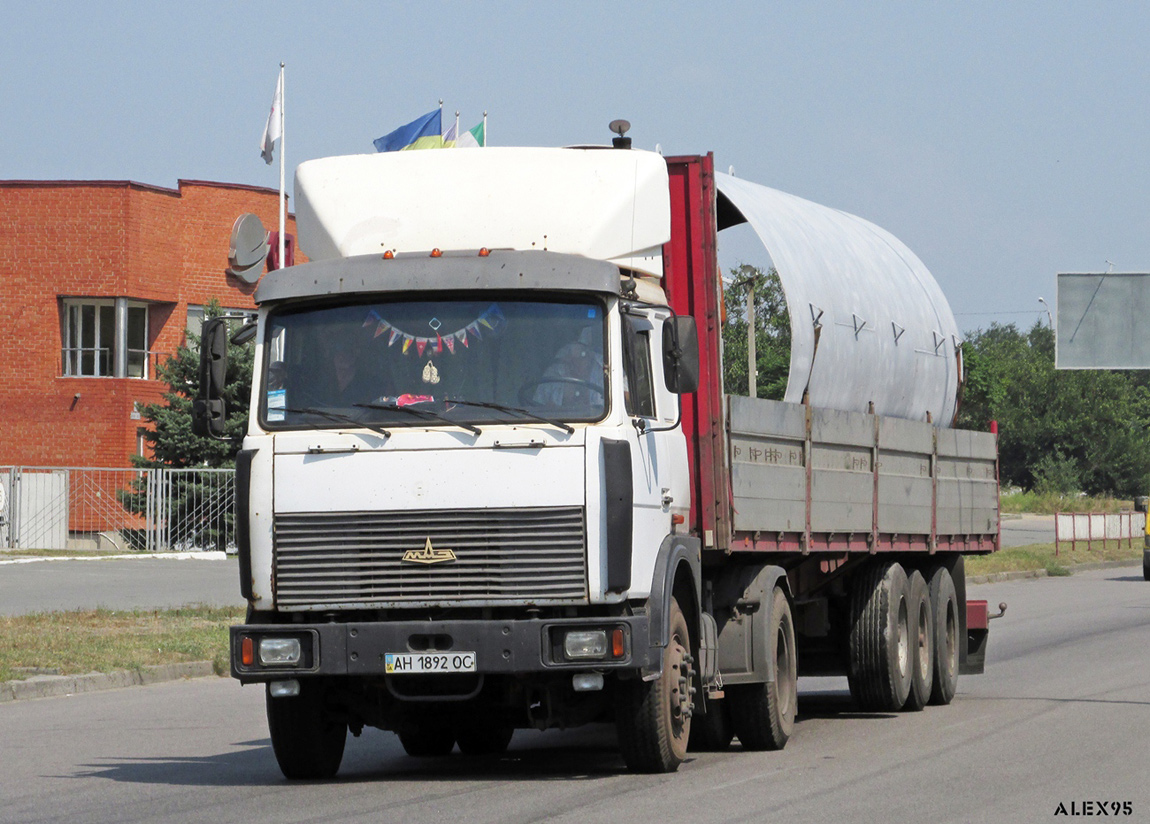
273;506;587;608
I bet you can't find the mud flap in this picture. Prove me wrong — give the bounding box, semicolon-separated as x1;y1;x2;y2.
961;599;988;675
710;563;790;686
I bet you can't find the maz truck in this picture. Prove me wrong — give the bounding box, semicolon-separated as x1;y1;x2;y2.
195;128;1000;777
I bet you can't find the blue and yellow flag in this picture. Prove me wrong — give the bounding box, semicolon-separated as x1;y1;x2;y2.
373;109;444;152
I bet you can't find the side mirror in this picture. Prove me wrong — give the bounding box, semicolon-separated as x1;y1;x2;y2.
192;317;229;438
663;315;700;394
231;319;258;345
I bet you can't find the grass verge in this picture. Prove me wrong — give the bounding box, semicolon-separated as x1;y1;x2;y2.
1000;490;1134;515
966;538;1142;577
0;605;244;683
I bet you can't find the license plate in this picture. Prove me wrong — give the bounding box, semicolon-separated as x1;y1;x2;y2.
385;651;477;674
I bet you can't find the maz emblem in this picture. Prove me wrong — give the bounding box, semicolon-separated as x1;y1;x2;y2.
402;538;457;565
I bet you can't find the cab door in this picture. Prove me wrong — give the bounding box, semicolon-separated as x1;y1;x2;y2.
621;309;689;593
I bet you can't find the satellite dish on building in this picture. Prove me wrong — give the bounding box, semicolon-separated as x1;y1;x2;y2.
228;213;269;283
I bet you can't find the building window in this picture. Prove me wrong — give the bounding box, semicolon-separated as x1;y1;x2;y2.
62;299;150;378
186;305;255;339
126;304;148;377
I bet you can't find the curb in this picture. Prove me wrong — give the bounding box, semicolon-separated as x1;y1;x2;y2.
0;551;229;566
0;661;220;703
967;569;1048;584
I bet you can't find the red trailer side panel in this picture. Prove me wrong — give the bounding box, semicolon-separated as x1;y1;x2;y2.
662;154;731;549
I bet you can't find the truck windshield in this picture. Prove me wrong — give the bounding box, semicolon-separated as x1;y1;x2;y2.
262;297;607;429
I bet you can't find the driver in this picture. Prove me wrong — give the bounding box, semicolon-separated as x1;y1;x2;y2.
303;312;384;407
533;327;604;409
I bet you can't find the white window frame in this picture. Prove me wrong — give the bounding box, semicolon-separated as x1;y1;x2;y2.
62;298;151;379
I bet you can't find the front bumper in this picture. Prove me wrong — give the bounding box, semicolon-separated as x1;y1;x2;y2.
231;614;655;683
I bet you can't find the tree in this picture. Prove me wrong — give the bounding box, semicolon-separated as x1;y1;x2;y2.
722;264;791;400
120;303;253;549
957;321;1150;497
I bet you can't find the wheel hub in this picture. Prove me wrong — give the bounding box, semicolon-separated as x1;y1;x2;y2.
670;647;696;723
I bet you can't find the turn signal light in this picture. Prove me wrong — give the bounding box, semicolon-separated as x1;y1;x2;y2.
430;248;443;258
241;636;254;666
611;628;625;658
478;247;490;257
671;514;685;525
382;250;395;260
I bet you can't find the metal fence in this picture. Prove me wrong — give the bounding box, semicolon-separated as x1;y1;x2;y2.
0;466;235;552
1054;511;1145;556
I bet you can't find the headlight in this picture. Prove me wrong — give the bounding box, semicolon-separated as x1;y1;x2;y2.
259;637;302;666
563;630;608;660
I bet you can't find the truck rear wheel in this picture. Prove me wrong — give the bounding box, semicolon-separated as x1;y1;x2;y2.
265;680;347;780
688;697;733;752
902;570;933;711
398;722;456;757
727;586;797;750
927;565;959;705
615;595;693;773
456;721;514;756
848;560;912;712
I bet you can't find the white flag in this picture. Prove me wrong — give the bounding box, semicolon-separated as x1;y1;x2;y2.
457;120;484;148
260;68;283;165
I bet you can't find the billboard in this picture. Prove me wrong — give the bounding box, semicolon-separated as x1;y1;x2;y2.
1056;273;1150;369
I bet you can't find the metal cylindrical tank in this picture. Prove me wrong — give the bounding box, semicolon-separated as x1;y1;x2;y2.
716;173;961;427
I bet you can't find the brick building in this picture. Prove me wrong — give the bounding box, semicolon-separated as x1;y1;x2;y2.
0;179;298;469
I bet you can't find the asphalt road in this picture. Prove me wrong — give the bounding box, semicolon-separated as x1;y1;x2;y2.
2;566;1147;824
0;555;244;615
999;513;1056;547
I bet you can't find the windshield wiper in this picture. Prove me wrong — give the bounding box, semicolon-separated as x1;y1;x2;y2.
442;398;575;434
281;407;392;439
353;402;481;436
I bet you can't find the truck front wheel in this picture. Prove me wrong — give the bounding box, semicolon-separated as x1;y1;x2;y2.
727;586;797;750
615;596;693;773
265;680;347;780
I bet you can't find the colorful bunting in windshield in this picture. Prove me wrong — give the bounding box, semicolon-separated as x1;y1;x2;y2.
362;305;504;355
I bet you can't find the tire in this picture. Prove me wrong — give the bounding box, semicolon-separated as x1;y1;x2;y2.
727;586;797;751
398;722;456;757
848;560;912;712
688;697;733;752
615;595;693;773
456;721;514;756
902;570;933;712
265;680;347;780
927;565;960;706
1143;550;1150;581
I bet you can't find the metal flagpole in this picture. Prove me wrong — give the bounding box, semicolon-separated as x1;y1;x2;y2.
454;111;460;148
483;110;487;147
278;62;286;268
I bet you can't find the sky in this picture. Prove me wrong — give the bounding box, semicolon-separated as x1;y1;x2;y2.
3;2;1148;334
